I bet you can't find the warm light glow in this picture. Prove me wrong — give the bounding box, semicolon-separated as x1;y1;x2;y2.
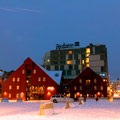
47;59;50;62
69;51;72;54
47;86;55;91
4;92;7;97
86;64;89;67
86;53;90;57
97;92;101;97
9;85;12;90
17;86;19;90
13;78;15;82
67;60;72;64
103;79;106;82
86;58;89;63
82;60;85;64
86;48;90;53
66;93;70;98
76;92;80;97
17;78;20;82
47;92;51;96
27;80;29;83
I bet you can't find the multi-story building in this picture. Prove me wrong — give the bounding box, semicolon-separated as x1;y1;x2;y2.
43;42;108;80
0;70;4;98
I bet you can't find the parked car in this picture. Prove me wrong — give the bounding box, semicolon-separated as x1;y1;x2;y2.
50;95;74;103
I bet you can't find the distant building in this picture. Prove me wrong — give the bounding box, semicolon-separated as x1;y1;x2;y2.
69;67;108;98
2;57;62;100
43;42;108;80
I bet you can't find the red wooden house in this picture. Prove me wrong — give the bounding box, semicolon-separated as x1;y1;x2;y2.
2;57;62;100
69;67;108;99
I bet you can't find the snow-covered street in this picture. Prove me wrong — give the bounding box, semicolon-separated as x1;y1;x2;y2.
0;99;120;120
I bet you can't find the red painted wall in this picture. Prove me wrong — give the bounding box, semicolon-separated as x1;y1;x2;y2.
2;57;58;100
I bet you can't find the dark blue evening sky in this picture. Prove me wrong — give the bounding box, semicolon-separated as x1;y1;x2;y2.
0;0;120;80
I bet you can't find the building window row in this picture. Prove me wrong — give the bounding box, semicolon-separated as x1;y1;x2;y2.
38;77;46;82
13;78;20;82
9;85;20;90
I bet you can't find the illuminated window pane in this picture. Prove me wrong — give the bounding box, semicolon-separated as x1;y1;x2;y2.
13;78;15;82
86;58;89;63
17;86;19;90
86;64;89;67
43;77;46;82
82;60;85;64
86;80;91;85
103;79;106;82
17;78;20;82
22;70;25;74
47;59;50;62
86;48;90;54
79;79;82;83
94;79;97;83
38;77;41;82
67;60;72;64
16;94;19;98
86;53;90;57
94;86;97;90
69;51;72;54
9;85;12;90
9;94;11;98
101;86;103;90
33;69;36;74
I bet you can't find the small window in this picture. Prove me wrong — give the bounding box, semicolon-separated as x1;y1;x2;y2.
38;77;41;82
67;60;72;64
43;77;46;82
82;60;85;64
94;79;97;83
86;80;91;85
9;94;11;98
17;78;20;82
79;79;82;83
33;69;36;74
22;70;25;74
86;58;89;63
13;78;15;82
9;85;12;90
74;86;77;90
17;86;19;90
103;79;106;82
16;94;19;98
94;86;97;90
80;86;82;90
101;86;103;90
86;64;89;67
69;51;72;54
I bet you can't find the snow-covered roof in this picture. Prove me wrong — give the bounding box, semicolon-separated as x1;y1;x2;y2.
0;72;4;77
40;66;62;85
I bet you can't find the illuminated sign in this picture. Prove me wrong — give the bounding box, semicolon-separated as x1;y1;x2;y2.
56;42;80;50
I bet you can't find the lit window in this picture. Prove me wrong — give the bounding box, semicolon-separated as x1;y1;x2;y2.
94;79;97;83
13;78;15;82
17;78;20;82
67;60;72;64
101;86;103;90
9;85;12;90
94;86;97;90
38;77;41;82
69;51;72;54
9;94;11;98
86;58;89;63
82;60;85;64
86;64;89;67
86;53;90;57
79;79;82;83
33;69;36;74
103;79;106;82
86;80;91;85
43;77;46;82
16;94;19;98
86;48;90;54
74;86;77;90
22;70;25;74
80;86;82;90
17;86;19;90
47;59;50;62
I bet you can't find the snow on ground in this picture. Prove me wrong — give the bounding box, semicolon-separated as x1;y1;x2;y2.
0;99;120;120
